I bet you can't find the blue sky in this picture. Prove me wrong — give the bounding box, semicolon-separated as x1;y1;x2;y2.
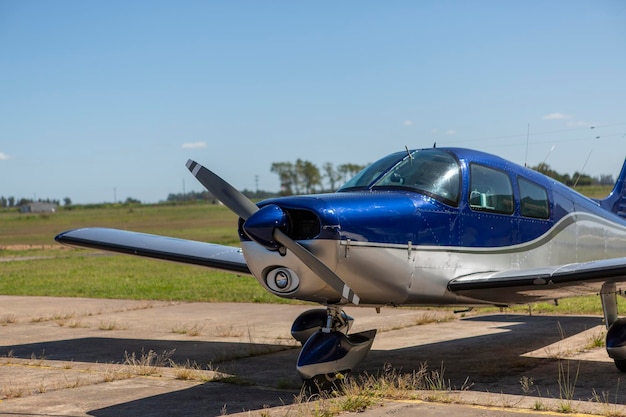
1;1;625;204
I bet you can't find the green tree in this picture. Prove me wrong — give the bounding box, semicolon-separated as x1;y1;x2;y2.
323;162;342;192
271;162;295;196
338;163;365;182
571;172;593;187
271;160;367;195
298;159;322;193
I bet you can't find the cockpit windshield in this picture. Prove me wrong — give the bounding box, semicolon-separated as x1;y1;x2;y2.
338;151;406;191
338;149;460;205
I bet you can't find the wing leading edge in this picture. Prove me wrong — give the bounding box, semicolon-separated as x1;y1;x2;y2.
449;257;626;304
55;227;251;275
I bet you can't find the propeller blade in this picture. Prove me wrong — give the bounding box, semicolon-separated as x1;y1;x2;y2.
273;229;360;305
186;159;258;220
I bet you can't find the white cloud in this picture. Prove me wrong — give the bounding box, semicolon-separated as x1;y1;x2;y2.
181;142;207;149
0;152;11;160
403;120;414;126
430;128;456;135
542;112;573;120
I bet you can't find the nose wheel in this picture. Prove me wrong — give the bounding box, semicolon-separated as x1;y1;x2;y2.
293;306;377;384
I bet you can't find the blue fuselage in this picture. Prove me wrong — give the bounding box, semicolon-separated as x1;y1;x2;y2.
239;148;626;306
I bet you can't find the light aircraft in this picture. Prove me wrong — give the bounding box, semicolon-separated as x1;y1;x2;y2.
56;146;626;382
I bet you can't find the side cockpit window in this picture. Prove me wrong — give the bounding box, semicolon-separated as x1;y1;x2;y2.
469;164;514;214
518;177;550;219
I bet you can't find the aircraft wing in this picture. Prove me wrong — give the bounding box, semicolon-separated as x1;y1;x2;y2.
448;257;626;304
55;227;251;275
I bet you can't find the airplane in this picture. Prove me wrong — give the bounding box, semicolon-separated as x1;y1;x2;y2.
55;146;626;383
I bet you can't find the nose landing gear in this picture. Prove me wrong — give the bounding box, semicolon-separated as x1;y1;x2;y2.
291;306;377;382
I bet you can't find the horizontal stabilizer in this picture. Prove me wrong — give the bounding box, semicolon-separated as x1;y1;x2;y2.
55;227;251;275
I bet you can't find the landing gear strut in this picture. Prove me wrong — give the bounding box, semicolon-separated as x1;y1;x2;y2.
291;306;353;344
291;306;377;382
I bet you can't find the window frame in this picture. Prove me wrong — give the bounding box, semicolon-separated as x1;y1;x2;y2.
468;163;514;215
518;176;551;219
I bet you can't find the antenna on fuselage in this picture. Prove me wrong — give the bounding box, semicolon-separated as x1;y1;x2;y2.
573;131;601;188
573;149;593;188
405;145;413;161
542;145;556;165
524;123;530;167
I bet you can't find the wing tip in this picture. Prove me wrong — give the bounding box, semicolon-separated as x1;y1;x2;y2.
54;228;77;243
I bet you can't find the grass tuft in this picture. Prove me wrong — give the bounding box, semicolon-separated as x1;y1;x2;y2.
586;330;606;349
171;322;204;336
556;359;579;413
98;320;127;331
169;359;217;382
1;314;17;326
123;348;175;376
292;362;474;417
591;380;626;417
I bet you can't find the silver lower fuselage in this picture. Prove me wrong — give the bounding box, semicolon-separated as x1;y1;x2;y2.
242;212;626;307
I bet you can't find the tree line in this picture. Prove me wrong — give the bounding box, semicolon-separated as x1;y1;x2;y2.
164;160;366;203
165;189;278;203
531;162;614;187
270;160;365;195
0;196;68;208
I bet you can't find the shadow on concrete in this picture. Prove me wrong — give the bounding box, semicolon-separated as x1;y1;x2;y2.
89;383;296;417
0;337;293;365
3;313;623;416
362;314;623;402
1;337;302;417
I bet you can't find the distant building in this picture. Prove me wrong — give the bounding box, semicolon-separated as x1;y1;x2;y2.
20;202;57;213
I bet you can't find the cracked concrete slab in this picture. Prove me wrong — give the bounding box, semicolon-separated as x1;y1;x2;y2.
0;295;624;417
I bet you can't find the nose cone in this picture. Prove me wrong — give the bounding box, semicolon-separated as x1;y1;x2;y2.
242;204;288;249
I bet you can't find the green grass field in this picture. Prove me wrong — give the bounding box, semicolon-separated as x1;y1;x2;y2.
0;203;293;303
0;184;622;314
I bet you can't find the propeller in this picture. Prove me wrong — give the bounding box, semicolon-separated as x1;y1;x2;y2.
186;160;258;221
186;159;360;305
